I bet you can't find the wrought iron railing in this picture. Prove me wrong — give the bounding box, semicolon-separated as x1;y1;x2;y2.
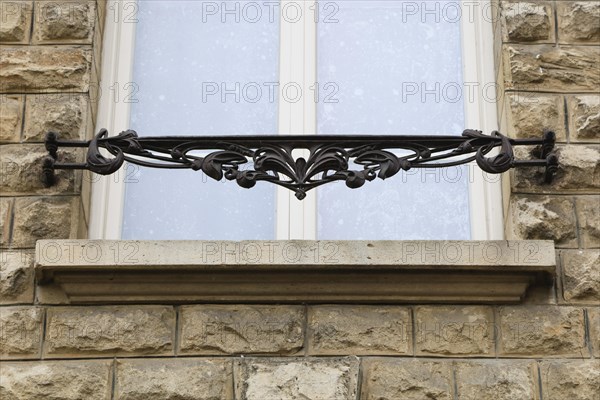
43;129;558;199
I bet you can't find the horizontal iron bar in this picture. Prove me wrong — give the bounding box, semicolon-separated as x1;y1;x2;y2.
51;163;89;170
513;160;550;167
51;134;548;149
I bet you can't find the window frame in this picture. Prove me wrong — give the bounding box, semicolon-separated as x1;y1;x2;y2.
89;0;503;240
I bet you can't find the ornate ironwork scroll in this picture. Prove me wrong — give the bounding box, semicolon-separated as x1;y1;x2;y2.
43;129;558;200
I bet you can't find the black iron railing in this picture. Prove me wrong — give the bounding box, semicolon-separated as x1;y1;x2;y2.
43;129;558;199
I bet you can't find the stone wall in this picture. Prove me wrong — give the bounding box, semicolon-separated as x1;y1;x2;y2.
497;0;599;303
1;0;102;301
1;302;599;398
496;2;600;398
1;1;599;399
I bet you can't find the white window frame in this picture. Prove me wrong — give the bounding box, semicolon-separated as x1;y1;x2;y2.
90;0;503;240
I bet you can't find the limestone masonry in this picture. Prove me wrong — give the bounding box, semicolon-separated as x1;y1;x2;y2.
1;0;599;399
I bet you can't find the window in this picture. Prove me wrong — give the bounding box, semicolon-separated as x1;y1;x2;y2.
90;0;503;240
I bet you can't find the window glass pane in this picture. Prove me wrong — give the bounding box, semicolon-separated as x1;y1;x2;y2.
122;0;278;240
317;0;470;239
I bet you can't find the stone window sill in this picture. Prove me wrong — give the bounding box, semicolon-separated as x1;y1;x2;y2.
35;240;555;304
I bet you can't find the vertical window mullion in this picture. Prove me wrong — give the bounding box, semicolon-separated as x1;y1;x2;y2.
277;0;318;240
459;1;504;240
89;0;138;240
302;0;318;240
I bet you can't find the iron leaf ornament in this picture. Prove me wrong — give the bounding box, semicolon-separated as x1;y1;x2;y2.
43;129;558;199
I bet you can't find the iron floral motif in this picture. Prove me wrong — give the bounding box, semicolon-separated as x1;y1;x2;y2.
43;129;558;199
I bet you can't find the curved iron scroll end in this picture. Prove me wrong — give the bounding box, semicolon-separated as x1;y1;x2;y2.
457;129;486;153
462;129;484;138
41;156;56;187
113;129;148;155
475;131;514;174
85;129;125;175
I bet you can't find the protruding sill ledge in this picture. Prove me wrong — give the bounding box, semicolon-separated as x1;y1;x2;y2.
35;240;556;304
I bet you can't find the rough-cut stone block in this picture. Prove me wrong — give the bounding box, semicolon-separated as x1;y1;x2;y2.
577;196;600;248
0;144;80;195
179;305;304;355
11;196;77;248
508;196;577;247
24;94;88;141
415;306;494;356
33;0;95;44
45;305;175;357
504;45;600;92
455;361;539;400
0;46;92;93
116;358;233;400
498;305;587;357
361;358;453;400
0;250;34;304
506;93;565;141
0;306;43;359
234;357;359;400
0;360;112;399
568;95;600;142
0;1;32;43
513;145;600;192
561;250;600;302
588;307;600;357
540;361;600;400
0;94;23;142
558;1;600;44
308;306;411;355
501;2;554;42
556;146;600;190
0;197;12;247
